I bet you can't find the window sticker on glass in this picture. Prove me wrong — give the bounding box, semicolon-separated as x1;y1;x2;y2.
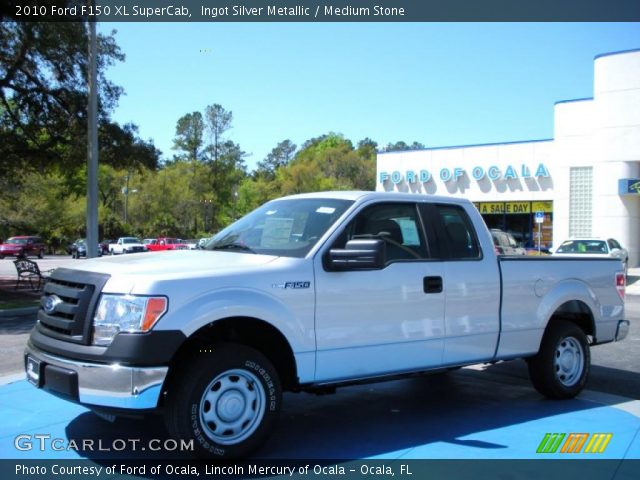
261;217;294;247
396;218;420;246
316;207;336;215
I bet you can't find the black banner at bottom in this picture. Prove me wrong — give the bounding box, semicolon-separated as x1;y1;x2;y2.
3;459;640;480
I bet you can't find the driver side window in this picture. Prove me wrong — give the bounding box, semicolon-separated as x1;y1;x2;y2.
334;203;428;262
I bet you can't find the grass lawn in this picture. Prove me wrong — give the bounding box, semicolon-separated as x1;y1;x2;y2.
0;280;40;310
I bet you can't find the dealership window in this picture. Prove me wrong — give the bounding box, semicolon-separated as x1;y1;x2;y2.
569;167;593;237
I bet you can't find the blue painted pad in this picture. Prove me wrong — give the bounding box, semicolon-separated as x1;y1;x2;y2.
376;404;639;459
1;373;639;460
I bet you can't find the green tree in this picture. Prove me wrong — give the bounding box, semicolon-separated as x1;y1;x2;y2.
0;19;124;175
172;112;204;162
287;133;373;191
383;140;425;152
204;103;233;164
0;170;84;252
256;139;296;180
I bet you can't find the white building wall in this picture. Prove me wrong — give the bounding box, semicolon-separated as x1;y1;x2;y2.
377;141;554;202
593;51;640;266
376;49;640;265
551;99;597;244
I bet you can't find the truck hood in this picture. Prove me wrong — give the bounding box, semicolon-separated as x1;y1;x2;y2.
59;250;280;280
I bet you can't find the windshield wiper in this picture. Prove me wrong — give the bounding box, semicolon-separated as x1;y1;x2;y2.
210;242;256;254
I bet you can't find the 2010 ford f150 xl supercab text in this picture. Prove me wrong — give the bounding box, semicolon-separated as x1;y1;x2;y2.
25;191;629;458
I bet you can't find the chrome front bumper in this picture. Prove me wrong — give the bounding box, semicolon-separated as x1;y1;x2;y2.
24;344;168;410
615;320;630;342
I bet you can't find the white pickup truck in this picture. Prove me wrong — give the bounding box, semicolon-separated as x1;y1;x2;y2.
25;191;629;458
108;236;147;255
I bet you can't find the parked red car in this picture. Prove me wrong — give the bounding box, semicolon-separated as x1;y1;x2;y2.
0;236;46;259
146;237;189;252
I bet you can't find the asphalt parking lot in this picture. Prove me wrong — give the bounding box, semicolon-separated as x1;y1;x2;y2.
0;256;638;467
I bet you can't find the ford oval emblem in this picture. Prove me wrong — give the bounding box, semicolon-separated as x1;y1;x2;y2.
43;295;63;314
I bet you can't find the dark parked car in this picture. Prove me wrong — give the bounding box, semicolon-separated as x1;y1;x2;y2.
0;236;46;259
70;239;103;259
491;229;526;255
99;239;113;255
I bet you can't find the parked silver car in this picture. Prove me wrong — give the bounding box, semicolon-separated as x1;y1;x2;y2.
552;238;628;272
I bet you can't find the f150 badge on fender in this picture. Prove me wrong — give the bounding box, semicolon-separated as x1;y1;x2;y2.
272;281;311;289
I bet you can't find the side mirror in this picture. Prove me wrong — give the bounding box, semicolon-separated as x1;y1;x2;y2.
327;239;385;271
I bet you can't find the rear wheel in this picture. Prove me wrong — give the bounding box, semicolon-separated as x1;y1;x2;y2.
165;343;282;459
527;320;590;399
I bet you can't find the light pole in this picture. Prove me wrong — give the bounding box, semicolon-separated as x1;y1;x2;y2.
86;6;99;258
232;186;239;221
122;174;138;224
200;198;213;232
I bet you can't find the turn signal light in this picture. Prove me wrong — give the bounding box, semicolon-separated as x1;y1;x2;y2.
142;297;168;331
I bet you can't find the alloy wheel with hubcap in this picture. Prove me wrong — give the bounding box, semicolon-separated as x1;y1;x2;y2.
165;343;282;459
199;368;266;446
528;319;590;399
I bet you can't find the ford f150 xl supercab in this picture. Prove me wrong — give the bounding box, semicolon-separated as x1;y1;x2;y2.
25;191;629;458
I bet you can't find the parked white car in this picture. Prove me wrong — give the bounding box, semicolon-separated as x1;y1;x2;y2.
109;237;147;255
182;239;199;250
552;238;629;272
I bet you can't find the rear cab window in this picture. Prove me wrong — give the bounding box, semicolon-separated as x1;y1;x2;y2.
422;203;482;260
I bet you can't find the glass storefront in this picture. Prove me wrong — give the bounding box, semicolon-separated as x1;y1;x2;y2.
473;201;553;250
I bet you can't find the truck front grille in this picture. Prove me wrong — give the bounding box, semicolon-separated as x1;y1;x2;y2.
37;268;110;345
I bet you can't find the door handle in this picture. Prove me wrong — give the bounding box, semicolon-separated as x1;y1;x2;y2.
423;276;443;294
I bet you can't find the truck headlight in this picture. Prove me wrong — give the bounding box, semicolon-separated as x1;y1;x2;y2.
92;294;167;346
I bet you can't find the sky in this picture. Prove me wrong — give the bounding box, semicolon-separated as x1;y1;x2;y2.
101;22;640;170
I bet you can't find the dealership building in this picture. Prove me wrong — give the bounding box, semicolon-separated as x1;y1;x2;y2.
377;49;640;266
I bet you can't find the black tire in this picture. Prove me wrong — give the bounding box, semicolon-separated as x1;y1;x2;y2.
527;320;590;399
38;249;44;259
0;255;4;260
165;343;282;459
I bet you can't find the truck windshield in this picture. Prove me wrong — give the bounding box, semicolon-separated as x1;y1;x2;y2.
204;198;353;258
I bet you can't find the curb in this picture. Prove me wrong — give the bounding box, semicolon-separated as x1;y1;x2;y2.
0;306;38;318
0;373;25;386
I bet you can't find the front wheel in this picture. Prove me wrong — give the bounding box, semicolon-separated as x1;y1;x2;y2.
165;343;282;459
527;320;590;399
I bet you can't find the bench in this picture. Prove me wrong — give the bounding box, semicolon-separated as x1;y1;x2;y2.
13;258;51;292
